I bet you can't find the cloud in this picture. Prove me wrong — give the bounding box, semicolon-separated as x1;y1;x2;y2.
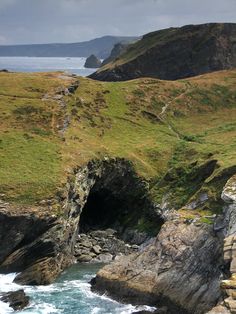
0;35;7;44
0;0;235;44
0;0;17;10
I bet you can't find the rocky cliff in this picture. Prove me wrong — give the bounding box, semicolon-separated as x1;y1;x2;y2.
90;23;236;81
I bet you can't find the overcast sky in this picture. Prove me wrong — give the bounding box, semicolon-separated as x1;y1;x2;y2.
0;0;235;45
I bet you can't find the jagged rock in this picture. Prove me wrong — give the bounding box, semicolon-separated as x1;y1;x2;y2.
0;289;29;310
84;54;102;68
91;220;223;314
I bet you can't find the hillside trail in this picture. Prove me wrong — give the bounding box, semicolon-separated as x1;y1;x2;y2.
158;85;192;139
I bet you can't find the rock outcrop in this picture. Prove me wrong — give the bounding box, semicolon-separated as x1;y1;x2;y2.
208;175;236;313
0;289;29;311
91;219;223;314
84;54;102;68
90;23;236;81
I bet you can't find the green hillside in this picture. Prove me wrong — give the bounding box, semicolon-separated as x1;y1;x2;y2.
0;70;235;216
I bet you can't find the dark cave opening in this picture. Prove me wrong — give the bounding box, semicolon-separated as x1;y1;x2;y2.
79;188;124;233
76;159;164;244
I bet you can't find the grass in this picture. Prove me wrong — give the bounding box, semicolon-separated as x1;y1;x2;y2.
0;69;235;213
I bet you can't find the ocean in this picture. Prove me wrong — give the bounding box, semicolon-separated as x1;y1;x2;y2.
0;57;96;76
0;264;156;314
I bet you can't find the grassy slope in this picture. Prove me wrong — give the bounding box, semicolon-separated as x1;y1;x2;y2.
0;70;235;216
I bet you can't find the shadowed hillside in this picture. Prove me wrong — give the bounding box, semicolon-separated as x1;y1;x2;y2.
90;23;236;81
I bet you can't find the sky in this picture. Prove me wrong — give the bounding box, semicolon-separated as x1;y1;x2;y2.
0;0;235;45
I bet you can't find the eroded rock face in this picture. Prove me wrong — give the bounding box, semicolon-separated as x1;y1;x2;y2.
208;175;236;313
92;219;223;314
0;209;77;285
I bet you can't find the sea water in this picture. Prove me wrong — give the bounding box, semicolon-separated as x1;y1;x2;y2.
0;57;95;76
0;263;156;314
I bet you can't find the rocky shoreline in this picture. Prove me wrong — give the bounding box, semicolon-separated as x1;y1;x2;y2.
0;159;235;313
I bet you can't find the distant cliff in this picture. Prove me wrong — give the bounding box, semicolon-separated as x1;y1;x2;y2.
90;23;236;81
0;36;138;59
101;42;130;66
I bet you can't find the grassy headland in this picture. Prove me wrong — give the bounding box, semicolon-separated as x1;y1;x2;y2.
0;70;235;215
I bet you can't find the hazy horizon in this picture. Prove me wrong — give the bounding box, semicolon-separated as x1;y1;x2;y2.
0;0;235;45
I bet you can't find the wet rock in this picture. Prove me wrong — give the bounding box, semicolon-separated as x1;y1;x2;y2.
0;289;29;310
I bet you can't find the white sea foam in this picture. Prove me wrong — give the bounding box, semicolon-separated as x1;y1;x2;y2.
0;300;13;314
0;273;19;314
0;268;157;314
26;302;60;314
0;273;19;292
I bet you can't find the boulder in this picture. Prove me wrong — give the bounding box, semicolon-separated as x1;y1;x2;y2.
0;289;29;310
77;254;94;263
93;253;113;263
84;55;102;68
92;245;102;254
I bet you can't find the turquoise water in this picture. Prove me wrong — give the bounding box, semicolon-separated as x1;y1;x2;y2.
0;264;156;314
